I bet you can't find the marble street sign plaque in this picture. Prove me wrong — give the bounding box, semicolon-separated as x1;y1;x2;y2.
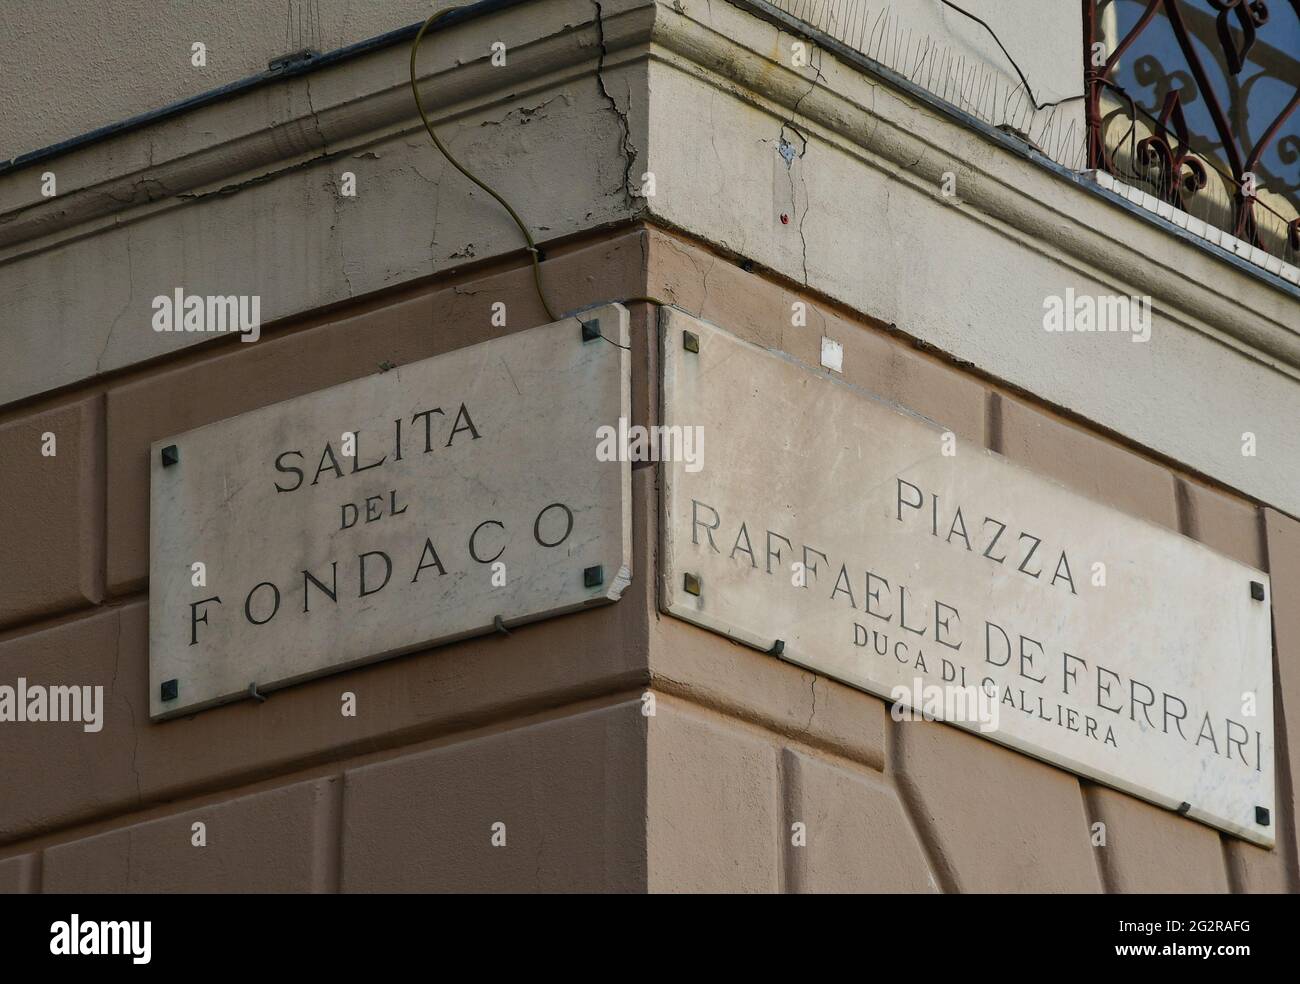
150;305;631;719
659;310;1275;846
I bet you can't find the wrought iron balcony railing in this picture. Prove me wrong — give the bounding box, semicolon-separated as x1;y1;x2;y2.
746;1;1298;268
1086;0;1300;263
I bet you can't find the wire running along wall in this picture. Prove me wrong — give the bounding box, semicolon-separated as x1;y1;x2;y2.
767;0;1299;265
763;0;1092;169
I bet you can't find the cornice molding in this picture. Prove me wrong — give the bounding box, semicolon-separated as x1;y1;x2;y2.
1;0;1295;391
0;0;656;258
652;0;1300;374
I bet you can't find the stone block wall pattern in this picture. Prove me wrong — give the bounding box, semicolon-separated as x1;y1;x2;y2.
2;0;1297;893
0;227;1294;891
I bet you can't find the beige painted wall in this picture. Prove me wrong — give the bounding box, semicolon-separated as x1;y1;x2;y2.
763;0;1085;164
2;0;1084;164
0;0;651;403
1;0;439;159
0;226;1295;892
0;0;1297;893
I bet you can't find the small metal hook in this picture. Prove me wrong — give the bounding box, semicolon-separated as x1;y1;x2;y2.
249;681;267;703
493;615;512;637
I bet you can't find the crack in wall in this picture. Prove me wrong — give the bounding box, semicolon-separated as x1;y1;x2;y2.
796;165;810;286
592;0;642;209
95;226;134;375
778;41;822;289
479;94;568;126
708;89;723;171
772;123;811;286
802;671;818;734
100;177;170;208
790;45;826;122
174;148;340;203
428;167;444;261
332;178;354;299
108;611;143;807
659;235;715;312
303;74;328;149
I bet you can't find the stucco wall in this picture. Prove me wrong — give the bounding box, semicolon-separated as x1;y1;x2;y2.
1;0;437;159
762;0;1085;165
645;0;1300;517
0;0;1297;893
0;0;652;403
1;225;1296;891
642;227;1297;892
4;0;1294;512
0;230;659;891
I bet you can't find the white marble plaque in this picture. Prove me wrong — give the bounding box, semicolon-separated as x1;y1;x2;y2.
150;306;631;719
660;311;1275;846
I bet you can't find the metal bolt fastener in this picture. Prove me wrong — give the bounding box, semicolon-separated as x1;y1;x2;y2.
1250;580;1265;601
268;48;320;73
1176;801;1191;816
1256;806;1271;826
161;445;180;467
581;319;601;343
683;572;701;596
767;639;785;657
161;679;179;701
583;565;604;588
683;331;699;353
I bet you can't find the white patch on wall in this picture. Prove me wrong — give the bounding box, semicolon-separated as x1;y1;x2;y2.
820;336;843;373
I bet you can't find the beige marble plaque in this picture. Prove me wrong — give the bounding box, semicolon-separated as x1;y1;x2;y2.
660;311;1275;846
150;306;631;720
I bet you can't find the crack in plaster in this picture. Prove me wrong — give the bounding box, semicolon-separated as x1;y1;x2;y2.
803;671;818;734
796;160;810;286
403;158;444;261
109;611;143;806
174;148;338;203
592;0;641;208
660;235;714;313
101;176;170;208
334;189;354;299
790;45;827;122
303;74;327;149
479;94;568;126
769;123;811;287
96;226;134;375
775;41;824;290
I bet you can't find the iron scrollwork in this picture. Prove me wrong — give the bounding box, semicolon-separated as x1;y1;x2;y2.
1085;0;1300;258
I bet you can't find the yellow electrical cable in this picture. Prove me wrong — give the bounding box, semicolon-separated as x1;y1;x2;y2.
410;6;557;321
408;5;667;323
